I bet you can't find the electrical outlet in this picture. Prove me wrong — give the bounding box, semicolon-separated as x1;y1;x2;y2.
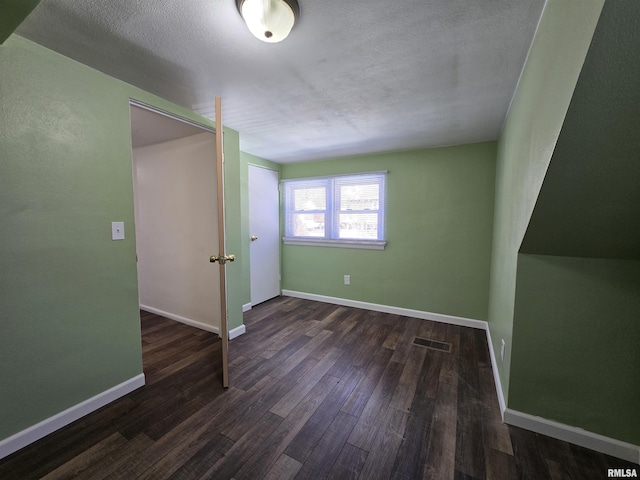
500;339;506;362
344;275;350;285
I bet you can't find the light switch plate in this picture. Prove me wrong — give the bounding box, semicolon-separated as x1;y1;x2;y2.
111;222;125;240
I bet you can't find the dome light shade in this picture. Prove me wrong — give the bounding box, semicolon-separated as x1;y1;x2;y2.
236;0;299;43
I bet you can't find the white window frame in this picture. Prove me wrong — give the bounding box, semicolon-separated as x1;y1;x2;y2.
282;171;387;250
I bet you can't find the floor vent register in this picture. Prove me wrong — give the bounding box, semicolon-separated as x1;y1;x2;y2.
413;337;452;353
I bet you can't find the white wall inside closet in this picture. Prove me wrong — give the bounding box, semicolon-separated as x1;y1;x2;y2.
132;132;221;332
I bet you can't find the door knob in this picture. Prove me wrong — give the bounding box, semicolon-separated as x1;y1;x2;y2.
250;235;258;242
210;254;235;265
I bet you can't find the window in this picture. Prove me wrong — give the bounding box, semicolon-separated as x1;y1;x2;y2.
283;172;387;250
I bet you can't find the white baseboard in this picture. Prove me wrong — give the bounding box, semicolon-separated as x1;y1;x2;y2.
484;326;507;418
140;305;246;340
0;374;145;461
242;303;252;313
281;290;487;330
229;324;246;340
140;305;220;335
504;409;640;464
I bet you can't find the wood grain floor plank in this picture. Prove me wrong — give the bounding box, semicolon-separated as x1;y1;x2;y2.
416;318;434;342
357;406;408;480
270;347;343;418
303;305;350;337
236;315;307;359
509;425;552;480
423;350;444;399
422;380;458;480
294;411;359;480
389;346;428;413
232;318;302;359
340;347;394;417
263;454;303;480
117;385;186;440
346;359;404;451
221;360;318;441
40;432;129;480
284;365;363;463
198;412;284;480
142;326;200;355
164;434;234;480
325;346;360;380
231;374;340;480
108;387;249;479
259;319;321;359
270;329;334;379
474;328;491;368
439;324;461;386
535;434;582;479
235;332;314;390
389;317;422;365
0;396;140;480
76;433;155;480
142;395;210;441
327;443;369;480
478;366;513;455
307;319;359;362
351;321;393;368
484;447;518;480
381;315;404;350
227;351;270;385
453;326;487;479
0;301;632;480
390;341;442;480
143;330;213;369
146;338;220;385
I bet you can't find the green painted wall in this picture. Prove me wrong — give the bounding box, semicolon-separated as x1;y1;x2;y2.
511;255;640;445
0;0;41;44
281;142;496;321
0;35;241;440
488;0;604;400
508;0;640;446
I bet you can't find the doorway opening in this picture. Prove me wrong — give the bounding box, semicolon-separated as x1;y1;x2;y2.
129;101;225;384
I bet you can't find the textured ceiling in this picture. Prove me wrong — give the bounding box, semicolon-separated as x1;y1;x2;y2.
17;0;545;163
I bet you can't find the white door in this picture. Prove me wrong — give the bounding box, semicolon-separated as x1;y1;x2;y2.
249;165;280;306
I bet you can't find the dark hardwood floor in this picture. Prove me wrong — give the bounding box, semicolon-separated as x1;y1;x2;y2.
1;296;636;479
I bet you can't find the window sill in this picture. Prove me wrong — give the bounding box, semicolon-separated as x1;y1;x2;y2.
282;237;387;250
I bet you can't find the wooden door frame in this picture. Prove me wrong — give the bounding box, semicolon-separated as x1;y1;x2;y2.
215;97;229;388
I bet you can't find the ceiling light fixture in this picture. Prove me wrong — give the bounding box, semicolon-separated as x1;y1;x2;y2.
236;0;300;43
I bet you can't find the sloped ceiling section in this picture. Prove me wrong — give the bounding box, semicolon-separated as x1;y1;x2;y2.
0;0;41;44
520;0;640;260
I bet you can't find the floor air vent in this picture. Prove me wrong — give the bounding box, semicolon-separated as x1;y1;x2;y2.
413;337;452;353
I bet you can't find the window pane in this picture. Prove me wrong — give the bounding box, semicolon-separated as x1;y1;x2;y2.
339;183;379;211
339;213;378;239
294;187;326;211
283;172;385;244
292;213;325;237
